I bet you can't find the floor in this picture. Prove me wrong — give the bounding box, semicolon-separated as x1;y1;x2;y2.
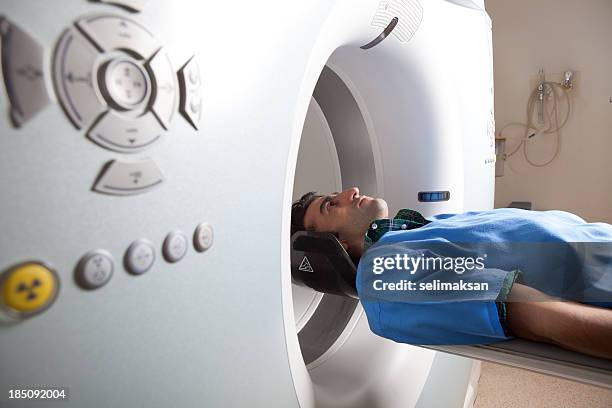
474;362;612;408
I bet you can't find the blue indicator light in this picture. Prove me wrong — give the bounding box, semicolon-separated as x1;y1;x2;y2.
418;191;450;202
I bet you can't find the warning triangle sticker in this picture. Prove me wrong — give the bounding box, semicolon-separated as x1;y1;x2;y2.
298;256;314;273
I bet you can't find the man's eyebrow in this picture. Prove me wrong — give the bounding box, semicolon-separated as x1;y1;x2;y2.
319;192;339;214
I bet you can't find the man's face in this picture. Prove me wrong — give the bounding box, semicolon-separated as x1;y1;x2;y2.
302;187;388;258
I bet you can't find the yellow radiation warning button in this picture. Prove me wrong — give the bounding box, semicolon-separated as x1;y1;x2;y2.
1;262;59;317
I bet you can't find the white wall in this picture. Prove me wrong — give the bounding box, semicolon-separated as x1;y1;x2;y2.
486;0;612;223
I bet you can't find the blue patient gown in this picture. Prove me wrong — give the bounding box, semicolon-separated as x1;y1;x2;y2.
356;208;612;345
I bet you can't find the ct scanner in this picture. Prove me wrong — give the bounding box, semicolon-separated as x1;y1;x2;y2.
0;0;610;407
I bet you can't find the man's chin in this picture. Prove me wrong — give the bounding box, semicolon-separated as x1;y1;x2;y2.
379;199;390;218
370;197;389;218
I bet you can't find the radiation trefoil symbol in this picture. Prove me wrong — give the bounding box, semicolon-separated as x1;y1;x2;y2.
298;256;314;273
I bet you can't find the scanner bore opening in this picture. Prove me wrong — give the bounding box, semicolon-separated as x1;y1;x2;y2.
293;65;378;366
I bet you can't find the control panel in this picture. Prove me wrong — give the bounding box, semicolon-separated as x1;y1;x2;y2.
0;5;211;319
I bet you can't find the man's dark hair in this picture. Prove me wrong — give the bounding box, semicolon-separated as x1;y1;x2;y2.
291;191;320;236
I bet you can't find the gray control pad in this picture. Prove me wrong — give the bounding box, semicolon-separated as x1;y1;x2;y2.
54;28;107;129
163;230;188;263
178;56;202;130
0;17;51;127
93;158;165;196
88;111;162;153
54;16;180;158
125;239;155;275
76;249;114;289
76;15;160;60
146;49;176;129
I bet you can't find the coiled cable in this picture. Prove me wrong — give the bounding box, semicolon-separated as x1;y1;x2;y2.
498;81;572;167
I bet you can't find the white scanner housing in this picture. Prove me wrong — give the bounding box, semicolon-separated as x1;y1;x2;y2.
6;1;608;408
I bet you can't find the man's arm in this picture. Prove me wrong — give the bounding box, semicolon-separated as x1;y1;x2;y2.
506;284;612;360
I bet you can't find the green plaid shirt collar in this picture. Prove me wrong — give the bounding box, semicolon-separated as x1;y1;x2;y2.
364;209;430;250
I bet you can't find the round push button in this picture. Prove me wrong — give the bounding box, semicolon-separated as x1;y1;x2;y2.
163;231;188;263
103;58;149;110
125;239;155;275
76;249;114;290
1;262;59;317
193;223;214;252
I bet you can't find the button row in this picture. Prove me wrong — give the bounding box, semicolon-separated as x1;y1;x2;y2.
0;224;213;319
75;223;213;290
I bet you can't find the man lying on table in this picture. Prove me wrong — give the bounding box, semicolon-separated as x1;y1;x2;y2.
291;187;612;360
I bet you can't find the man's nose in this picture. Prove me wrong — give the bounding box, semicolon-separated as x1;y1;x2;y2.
339;187;359;204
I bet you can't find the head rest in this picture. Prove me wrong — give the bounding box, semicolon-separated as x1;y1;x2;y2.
290;231;358;299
